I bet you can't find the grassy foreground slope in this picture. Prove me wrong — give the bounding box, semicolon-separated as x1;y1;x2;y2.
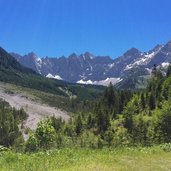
0;147;171;171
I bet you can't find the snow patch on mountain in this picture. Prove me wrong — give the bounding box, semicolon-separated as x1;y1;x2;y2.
124;51;159;70
35;58;42;74
77;80;93;84
125;65;133;70
54;75;63;80
36;57;42;64
161;62;170;68
145;68;152;74
108;63;115;68
46;73;54;78
94;78;122;86
124;47;162;71
124;53;152;70
46;73;63;80
77;77;121;86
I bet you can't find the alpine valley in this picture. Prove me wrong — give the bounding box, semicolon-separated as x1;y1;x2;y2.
1;41;171;170
11;40;171;89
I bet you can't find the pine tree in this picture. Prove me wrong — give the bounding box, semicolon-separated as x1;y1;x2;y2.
75;114;83;135
97;109;104;133
166;65;171;77
141;93;146;110
87;113;94;129
149;93;155;110
107;82;115;108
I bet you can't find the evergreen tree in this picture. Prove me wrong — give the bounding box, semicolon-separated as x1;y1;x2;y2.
97;109;104;133
166;65;171;77
51;117;64;133
107;82;115;108
0;99;25;147
140;93;146;110
87;113;94;129
149;93;155;110
75;114;83;135
97;108;110;133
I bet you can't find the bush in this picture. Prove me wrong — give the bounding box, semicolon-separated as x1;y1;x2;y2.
25;118;56;152
0;145;8;152
77;131;99;148
35;119;56;149
160;143;171;152
56;134;74;148
152;102;171;143
104;118;131;147
25;133;39;152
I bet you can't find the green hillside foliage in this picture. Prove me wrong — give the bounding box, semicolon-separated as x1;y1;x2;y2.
0;47;35;74
24;84;133;151
23;65;171;151
0;99;27;147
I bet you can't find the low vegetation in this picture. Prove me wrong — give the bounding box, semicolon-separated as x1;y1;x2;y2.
1;147;171;171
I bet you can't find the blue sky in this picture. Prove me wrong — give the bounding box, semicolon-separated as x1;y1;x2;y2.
0;0;171;58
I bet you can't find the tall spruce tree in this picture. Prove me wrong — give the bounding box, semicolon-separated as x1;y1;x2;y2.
166;65;171;77
75;114;83;135
149;93;155;110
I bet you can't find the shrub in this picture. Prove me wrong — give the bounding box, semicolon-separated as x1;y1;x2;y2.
160;143;171;152
25;133;38;152
25;118;56;152
0;145;8;152
35;119;56;149
77;131;99;148
104;117;131;147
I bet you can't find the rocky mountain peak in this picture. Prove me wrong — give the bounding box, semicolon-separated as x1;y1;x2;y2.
83;52;94;59
26;52;37;59
123;48;141;57
164;40;171;50
147;44;163;55
68;53;78;59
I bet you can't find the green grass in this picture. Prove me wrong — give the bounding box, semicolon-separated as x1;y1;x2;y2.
0;147;171;171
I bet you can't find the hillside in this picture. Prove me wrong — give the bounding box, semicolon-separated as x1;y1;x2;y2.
0;47;104;110
0;82;69;133
0;46;105;140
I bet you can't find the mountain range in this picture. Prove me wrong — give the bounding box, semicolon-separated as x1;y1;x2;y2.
9;40;171;88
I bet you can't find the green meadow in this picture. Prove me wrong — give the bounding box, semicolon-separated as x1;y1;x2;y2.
1;147;171;171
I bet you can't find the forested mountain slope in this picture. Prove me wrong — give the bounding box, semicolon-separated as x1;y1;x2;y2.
0;47;104;109
23;65;171;151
